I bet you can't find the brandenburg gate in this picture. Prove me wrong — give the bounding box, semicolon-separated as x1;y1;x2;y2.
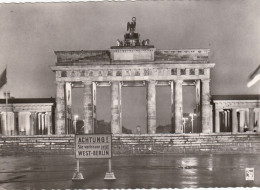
51;18;215;135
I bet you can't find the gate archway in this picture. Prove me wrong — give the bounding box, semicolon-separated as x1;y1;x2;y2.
51;18;215;135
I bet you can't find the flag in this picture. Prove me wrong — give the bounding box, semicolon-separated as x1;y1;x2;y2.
0;68;7;88
247;64;260;88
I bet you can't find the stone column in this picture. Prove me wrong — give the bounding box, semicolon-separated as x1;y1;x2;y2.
249;108;255;131
6;112;15;136
65;82;72;134
119;82;122;133
45;112;50;135
5;112;11;136
111;81;121;134
18;112;24;135
83;81;93;134
0;112;7;135
30;112;36;135
227;110;231;132
24;112;31;135
258;110;260;128
55;81;66;135
232;109;238;133
224;111;228;132
38;113;42;135
14;112;19;135
41;113;45;134
147;80;156;134
201;79;212;133
48;112;53;135
174;80;183;133
195;80;201;132
170;81;175;133
215;109;221;133
92;82;97;133
254;109;259;127
239;110;245;132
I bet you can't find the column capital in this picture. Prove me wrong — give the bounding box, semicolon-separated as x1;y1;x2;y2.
201;78;211;82
147;80;157;84
216;108;223;112
83;81;93;85
174;79;183;83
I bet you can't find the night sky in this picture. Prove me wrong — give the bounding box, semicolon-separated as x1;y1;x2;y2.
0;1;259;132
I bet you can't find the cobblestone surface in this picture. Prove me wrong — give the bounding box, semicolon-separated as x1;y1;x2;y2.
0;154;259;189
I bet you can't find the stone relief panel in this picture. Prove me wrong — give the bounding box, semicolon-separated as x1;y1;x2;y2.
158;69;164;76
124;70;131;76
144;69;149;76
75;71;81;77
152;69;158;76
171;68;177;75
98;71;103;77
107;70;113;76
190;69;195;75
80;71;85;77
135;70;140;76
67;71;72;77
116;70;122;76
61;71;67;77
89;71;93;77
180;69;186;75
71;71;75;77
199;69;204;75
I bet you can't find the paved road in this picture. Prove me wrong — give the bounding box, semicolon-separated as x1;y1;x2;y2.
0;154;259;189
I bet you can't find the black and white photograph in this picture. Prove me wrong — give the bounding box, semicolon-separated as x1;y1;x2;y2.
0;0;260;189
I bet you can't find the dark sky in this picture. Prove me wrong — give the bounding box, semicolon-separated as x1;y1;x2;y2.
0;1;260;131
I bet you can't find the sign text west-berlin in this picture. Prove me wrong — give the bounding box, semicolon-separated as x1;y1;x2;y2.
75;134;112;159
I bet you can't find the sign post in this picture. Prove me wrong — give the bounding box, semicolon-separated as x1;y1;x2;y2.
72;159;84;180
104;158;116;180
73;134;115;181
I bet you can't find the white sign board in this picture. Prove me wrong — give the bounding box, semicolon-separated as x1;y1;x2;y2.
75;134;112;159
245;168;254;181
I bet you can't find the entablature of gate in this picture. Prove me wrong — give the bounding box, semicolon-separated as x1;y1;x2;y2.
51;63;215;82
214;100;260;109
0;103;54;112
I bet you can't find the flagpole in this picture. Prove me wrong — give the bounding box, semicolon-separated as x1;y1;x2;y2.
3;65;8;135
5;91;8;104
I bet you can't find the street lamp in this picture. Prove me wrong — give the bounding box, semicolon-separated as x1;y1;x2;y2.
189;113;197;133
74;115;79;134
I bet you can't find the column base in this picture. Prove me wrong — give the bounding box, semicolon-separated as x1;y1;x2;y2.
104;172;116;180
72;172;84;181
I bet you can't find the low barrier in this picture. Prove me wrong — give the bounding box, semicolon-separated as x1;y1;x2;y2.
0;132;260;155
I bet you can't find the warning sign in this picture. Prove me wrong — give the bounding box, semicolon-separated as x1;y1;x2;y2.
245;168;254;181
75;134;112;159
